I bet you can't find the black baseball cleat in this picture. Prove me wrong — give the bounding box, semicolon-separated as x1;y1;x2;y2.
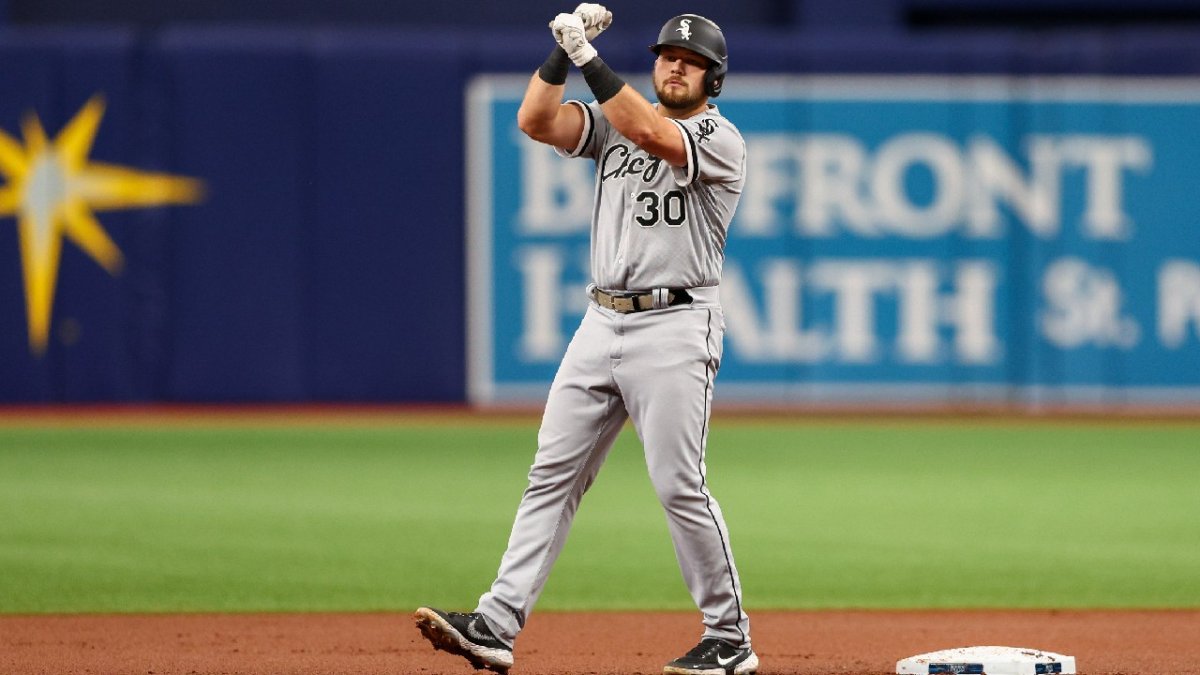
414;607;514;673
664;637;759;675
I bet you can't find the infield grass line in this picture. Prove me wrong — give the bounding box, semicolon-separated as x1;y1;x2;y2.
1;417;1197;613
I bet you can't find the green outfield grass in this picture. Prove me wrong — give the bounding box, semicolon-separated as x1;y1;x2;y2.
1;415;1197;613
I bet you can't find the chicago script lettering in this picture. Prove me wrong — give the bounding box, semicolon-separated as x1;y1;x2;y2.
600;144;664;183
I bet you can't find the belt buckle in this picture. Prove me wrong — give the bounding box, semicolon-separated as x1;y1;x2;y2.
613;296;637;312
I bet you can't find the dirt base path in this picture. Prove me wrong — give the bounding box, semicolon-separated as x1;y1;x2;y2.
2;610;1196;674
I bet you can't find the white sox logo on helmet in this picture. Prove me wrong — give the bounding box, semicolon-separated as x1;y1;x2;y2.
676;18;692;40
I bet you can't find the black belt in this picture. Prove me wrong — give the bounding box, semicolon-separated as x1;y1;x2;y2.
591;287;693;313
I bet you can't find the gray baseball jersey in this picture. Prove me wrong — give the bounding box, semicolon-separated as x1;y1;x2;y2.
476;100;751;652
559;99;746;292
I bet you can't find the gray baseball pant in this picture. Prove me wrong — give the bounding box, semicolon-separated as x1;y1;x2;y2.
475;298;751;649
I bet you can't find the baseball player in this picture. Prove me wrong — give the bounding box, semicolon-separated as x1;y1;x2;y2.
416;6;754;674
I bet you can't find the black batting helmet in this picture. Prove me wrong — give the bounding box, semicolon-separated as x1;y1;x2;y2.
649;14;728;98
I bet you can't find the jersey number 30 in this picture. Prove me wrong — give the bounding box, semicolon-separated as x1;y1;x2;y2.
635;190;686;228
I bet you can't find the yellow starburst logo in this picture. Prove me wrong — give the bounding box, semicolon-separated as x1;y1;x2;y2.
0;94;204;355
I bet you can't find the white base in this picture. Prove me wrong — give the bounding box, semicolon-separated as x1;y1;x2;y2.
897;645;1076;675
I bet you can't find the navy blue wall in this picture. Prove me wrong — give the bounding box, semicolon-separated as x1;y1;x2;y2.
10;0;1200;29
2;21;1200;402
8;0;788;28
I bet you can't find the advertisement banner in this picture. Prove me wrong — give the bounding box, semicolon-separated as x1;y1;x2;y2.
467;75;1200;406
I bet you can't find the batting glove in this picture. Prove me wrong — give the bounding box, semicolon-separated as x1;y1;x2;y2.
550;12;597;67
573;3;612;41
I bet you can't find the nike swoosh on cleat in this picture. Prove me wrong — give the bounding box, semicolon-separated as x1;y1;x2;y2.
717;653;742;667
466;618;493;643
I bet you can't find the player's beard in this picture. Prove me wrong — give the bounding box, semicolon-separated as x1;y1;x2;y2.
654;77;705;112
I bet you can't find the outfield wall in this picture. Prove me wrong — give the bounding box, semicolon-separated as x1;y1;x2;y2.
1;27;1199;405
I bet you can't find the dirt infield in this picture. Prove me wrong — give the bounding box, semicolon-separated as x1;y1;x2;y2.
2;610;1196;674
